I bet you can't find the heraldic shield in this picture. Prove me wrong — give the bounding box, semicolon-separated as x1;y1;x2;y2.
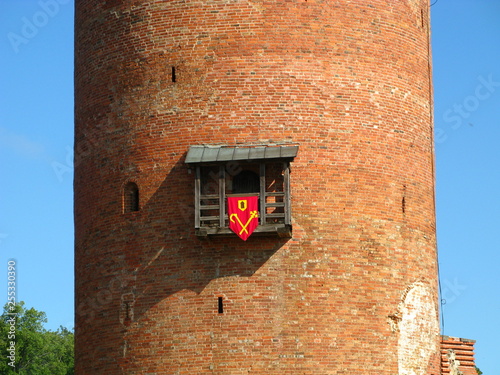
228;196;259;241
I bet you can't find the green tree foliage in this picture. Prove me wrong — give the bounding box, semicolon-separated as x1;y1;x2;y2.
476;366;483;375
0;302;74;374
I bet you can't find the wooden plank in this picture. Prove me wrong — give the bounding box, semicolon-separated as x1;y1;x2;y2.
226;193;260;198
200;194;219;199
260;163;266;225
284;162;291;225
196;224;292;237
195;166;200;228
265;202;285;208
266;213;285;218
200;216;220;221
265;192;284;197
200;205;219;210
219;165;225;228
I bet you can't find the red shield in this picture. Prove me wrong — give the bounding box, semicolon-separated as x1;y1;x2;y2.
228;196;259;241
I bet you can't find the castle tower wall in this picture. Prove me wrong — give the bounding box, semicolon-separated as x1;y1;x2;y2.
74;1;440;373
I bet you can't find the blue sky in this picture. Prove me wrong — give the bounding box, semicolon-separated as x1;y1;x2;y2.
432;1;500;373
0;0;498;373
0;0;74;332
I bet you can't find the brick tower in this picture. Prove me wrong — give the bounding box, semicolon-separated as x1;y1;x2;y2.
74;1;440;373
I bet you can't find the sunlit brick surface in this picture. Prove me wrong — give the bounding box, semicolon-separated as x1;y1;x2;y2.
74;1;440;373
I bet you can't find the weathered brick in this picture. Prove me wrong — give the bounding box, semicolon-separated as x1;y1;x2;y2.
74;0;440;374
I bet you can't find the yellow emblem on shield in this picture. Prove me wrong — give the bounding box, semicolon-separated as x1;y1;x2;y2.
238;199;247;211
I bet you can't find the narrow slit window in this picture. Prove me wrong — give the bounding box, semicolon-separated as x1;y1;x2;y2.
218;297;224;314
172;66;176;82
124;182;140;213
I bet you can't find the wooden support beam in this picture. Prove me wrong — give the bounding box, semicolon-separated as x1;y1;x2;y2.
284;162;291;225
195;166;200;228
219;165;225;228
260;163;266;225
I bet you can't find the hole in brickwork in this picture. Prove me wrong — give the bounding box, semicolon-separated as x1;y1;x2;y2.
402;184;406;214
124;302;130;320
218;297;224;314
172;66;176;82
124;182;139;213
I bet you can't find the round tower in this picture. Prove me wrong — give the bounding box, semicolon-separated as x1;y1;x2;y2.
74;1;440;373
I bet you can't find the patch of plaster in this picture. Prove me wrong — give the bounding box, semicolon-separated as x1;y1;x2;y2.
446;350;464;375
395;282;439;375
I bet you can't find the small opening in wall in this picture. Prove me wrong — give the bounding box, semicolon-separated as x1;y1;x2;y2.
402;184;406;214
124;182;140;213
172;66;176;82
218;297;224;314
124;302;130;320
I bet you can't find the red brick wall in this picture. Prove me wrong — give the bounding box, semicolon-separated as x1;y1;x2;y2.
74;0;439;373
441;336;478;375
